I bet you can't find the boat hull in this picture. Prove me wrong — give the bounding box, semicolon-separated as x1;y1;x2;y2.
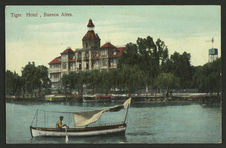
30;123;126;137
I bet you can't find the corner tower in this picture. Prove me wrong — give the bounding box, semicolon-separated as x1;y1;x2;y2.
82;19;101;49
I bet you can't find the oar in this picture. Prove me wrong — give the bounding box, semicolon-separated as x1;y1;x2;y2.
64;126;69;143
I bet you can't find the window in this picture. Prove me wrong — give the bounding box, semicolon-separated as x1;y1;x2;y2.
101;49;106;56
92;51;98;57
113;50;117;55
70;63;74;69
86;62;89;69
110;59;117;66
62;63;67;69
54;74;59;78
102;59;107;66
78;52;81;58
85;52;89;58
61;55;67;60
93;60;98;66
53;65;58;68
94;51;99;57
114;59;117;64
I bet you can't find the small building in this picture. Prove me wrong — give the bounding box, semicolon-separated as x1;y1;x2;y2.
48;19;126;88
208;48;218;63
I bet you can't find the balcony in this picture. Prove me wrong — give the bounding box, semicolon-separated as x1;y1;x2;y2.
77;57;82;61
109;64;117;69
70;68;76;72
100;66;108;69
50;78;60;83
49;68;61;73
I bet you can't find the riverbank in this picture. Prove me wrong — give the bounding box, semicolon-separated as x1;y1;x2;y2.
5;93;221;103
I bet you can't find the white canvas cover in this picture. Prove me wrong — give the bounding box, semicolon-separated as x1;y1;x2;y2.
73;98;131;127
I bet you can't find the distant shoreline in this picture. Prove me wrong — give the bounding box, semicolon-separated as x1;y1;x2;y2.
5;95;221;103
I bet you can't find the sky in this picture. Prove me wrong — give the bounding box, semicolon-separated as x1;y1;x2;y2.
5;5;221;75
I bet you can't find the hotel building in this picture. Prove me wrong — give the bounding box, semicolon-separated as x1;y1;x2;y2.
48;19;126;88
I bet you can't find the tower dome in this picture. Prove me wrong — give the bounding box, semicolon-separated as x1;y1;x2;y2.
87;19;95;31
82;19;100;48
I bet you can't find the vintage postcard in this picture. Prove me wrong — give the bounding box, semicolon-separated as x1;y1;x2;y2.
5;5;221;144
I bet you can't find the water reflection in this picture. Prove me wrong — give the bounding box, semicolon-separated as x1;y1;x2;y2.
31;134;127;144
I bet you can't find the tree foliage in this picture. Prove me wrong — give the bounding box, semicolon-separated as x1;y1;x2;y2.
5;62;50;97
166;52;193;88
154;72;180;89
21;62;50;96
5;70;21;96
192;58;221;93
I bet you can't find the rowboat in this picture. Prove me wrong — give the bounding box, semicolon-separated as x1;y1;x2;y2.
30;123;126;137
30;98;131;138
83;94;112;102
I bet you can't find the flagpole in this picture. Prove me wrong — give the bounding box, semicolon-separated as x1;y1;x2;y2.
123;98;131;124
124;105;129;124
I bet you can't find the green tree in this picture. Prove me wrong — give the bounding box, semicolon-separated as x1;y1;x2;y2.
21;62;37;95
87;70;101;94
5;70;21;96
156;39;169;66
74;71;90;97
62;73;74;95
154;72;180;95
108;68;122;91
192;58;221;94
118;42;139;68
137;36;159;91
21;62;50;97
118;36;170;92
118;64;145;97
36;65;51;95
168;52;193;88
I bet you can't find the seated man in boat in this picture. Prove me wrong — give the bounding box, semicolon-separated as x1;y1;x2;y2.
56;116;69;129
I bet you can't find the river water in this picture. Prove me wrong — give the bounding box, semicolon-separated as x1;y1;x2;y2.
6;101;222;144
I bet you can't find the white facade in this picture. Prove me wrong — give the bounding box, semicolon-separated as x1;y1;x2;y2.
48;19;125;88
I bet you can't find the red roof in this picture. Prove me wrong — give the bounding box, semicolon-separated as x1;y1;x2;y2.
117;47;126;51
87;19;95;27
92;56;99;60
61;48;74;54
111;47;126;57
69;59;75;62
49;56;61;64
101;42;116;48
82;30;100;41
